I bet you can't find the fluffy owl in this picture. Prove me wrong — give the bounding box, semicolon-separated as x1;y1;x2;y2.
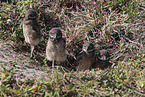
46;28;66;67
76;42;96;71
23;9;41;58
94;49;112;69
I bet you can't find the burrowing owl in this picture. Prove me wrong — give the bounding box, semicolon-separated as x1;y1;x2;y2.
94;49;112;69
46;28;66;67
23;9;41;58
76;42;95;71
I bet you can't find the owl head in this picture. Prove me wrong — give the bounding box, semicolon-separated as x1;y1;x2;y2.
82;41;95;54
25;9;38;20
97;49;110;61
49;28;62;41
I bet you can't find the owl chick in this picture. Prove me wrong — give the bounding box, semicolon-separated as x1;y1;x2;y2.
23;9;41;58
76;42;95;71
95;49;112;69
46;28;66;67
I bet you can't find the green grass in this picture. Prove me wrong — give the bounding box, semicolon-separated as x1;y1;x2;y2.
0;0;145;96
0;54;144;96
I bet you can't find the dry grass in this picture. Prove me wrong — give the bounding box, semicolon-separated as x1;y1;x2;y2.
0;0;145;96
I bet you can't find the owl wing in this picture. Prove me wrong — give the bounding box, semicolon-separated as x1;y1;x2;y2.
30;22;41;40
61;38;66;48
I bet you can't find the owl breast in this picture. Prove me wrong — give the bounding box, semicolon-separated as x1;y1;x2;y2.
23;23;40;46
55;40;66;62
77;54;95;71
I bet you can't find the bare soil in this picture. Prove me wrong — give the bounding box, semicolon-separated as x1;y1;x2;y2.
0;40;50;80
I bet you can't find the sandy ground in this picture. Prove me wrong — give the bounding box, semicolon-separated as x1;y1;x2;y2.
0;40;50;81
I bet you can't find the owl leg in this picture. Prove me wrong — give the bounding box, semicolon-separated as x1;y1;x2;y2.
30;45;34;58
52;59;54;68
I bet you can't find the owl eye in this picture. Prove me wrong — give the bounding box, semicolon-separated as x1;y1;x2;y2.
57;35;61;39
28;14;37;20
28;14;34;17
50;32;57;39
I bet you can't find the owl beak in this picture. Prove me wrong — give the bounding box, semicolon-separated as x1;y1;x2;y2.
101;55;106;60
83;49;89;55
83;48;87;53
50;34;56;40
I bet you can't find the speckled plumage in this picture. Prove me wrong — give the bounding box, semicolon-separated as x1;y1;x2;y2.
46;28;66;66
76;42;95;71
23;9;41;58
